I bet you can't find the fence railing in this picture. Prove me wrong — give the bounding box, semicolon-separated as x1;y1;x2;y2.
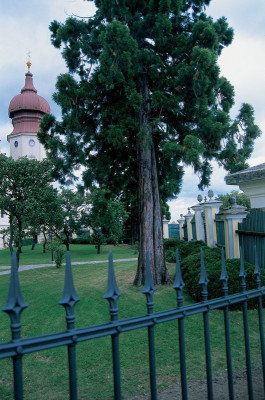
0;249;265;399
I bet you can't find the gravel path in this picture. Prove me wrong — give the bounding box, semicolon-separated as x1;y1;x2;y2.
0;258;138;275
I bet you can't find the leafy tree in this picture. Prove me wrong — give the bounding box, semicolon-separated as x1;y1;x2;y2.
85;187;129;253
39;0;260;284
216;190;251;210
0;156;54;263
26;187;63;253
51;188;87;251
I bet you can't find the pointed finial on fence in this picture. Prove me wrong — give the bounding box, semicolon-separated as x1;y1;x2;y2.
142;252;156;315
254;245;261;288
220;247;228;296
59;252;80;327
199;249;209;302
173;249;185;307
104;251;121;321
239;247;246;292
2;253;28;339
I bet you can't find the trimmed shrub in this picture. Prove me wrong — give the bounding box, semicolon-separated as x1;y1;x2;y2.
22;237;33;246
67;237;92;245
165;239;207;263
164;238;182;250
180;247;265;310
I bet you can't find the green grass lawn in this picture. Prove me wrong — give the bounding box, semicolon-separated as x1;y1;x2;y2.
0;243;138;267
0;256;263;399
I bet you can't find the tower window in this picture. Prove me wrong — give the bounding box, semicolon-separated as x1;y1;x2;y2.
29;139;35;147
14;140;18;148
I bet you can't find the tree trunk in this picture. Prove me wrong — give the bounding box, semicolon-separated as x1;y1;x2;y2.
9;218;14;255
43;232;47;254
134;73;170;285
16;218;23;265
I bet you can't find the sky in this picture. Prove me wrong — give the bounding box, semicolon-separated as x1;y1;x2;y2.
0;0;264;222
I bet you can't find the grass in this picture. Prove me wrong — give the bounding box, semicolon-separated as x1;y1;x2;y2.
0;243;138;267
0;252;264;399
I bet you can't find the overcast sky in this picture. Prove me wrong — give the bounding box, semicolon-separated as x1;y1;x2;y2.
0;0;264;221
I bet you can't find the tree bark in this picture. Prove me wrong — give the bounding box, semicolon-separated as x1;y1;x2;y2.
134;73;170;285
9;217;14;256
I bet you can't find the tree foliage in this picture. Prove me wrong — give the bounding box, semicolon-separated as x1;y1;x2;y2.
216;190;251;210
0;156;55;262
39;0;260;283
85;187;129;253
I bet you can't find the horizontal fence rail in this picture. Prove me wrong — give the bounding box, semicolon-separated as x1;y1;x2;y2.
0;248;265;399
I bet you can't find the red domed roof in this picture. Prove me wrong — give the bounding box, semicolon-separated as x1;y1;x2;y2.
9;72;50;117
8;66;50;136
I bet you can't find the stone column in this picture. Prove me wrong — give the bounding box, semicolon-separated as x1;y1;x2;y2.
219;197;248;259
163;217;170;239
191;203;205;241
177;214;185;240
203;190;223;247
184;208;193;241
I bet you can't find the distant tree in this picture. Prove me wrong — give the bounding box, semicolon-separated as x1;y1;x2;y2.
85;187;129;253
40;1;261;284
51;188;86;251
0;155;54;263
216;190;251;210
26;187;63;253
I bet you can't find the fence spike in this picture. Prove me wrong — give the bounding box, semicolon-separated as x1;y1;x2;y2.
239;247;246;292
59;252;80;318
220;247;228;296
173;249;185;306
199;249;209;301
254;245;261;288
104;252;121;321
2;253;28;326
142;252;156;296
142;253;156;315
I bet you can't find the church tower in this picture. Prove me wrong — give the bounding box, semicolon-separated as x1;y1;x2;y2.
7;61;50;160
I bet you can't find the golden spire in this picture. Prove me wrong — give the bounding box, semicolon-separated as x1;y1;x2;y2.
26;51;31;72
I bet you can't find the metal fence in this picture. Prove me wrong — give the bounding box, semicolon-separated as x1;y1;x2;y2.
168;223;180;238
215;214;225;248
238;209;265;268
0;250;265;400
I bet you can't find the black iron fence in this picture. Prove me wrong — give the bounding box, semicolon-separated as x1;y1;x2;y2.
0;250;265;400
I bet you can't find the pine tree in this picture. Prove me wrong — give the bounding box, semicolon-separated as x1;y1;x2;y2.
39;0;260;284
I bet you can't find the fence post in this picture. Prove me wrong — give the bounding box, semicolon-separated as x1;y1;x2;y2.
191;202;205;242
163;217;170;239
177;214;185;240
219;197;248;259
184;209;193;241
203;190;223;247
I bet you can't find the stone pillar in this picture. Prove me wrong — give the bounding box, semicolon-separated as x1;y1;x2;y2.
191;203;205;241
184;208;193;241
177;214;185;240
219;197;248;259
203;190;223;247
163;217;170;239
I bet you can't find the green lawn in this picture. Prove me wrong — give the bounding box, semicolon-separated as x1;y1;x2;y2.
0;255;263;399
0;243;138;267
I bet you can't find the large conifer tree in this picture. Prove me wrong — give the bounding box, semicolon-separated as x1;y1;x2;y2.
39;0;260;284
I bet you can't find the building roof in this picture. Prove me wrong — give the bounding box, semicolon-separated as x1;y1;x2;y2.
8;65;50;135
225;164;265;185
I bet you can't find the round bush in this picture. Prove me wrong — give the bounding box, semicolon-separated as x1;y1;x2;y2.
165;239;207;263
180;247;265;310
